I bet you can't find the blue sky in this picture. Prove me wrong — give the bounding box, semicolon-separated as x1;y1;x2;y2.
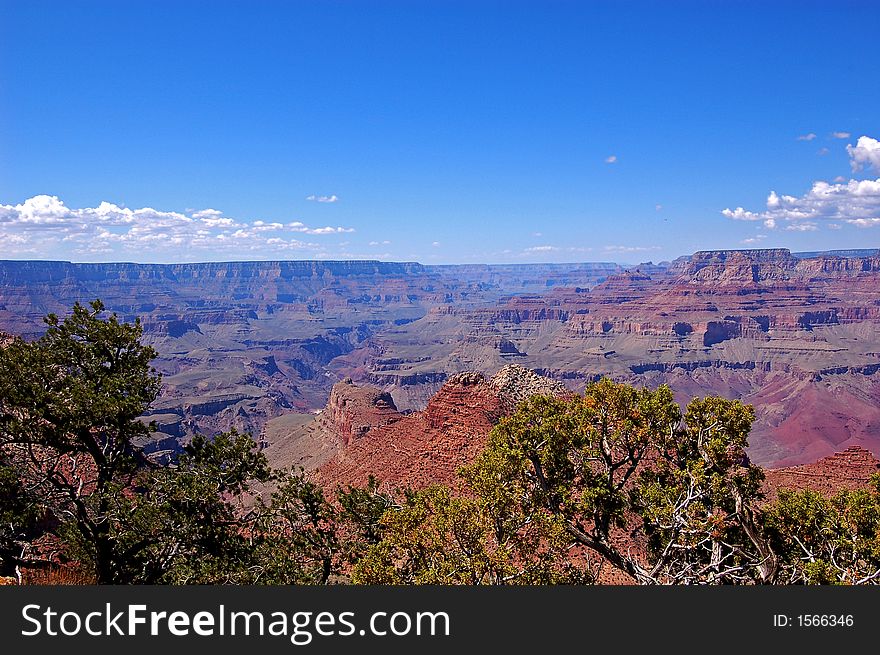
1;0;879;264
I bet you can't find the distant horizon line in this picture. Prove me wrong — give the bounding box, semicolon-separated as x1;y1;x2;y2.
1;246;879;268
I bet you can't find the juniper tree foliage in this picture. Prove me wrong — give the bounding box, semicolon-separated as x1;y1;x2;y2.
351;483;591;585
0;453;42;578
353;421;594;585
253;472;400;585
764;477;880;585
0;300;161;583
481;381;777;584
101;430;273;584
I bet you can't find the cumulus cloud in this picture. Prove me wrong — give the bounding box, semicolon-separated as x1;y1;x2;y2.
797;133;817;141
524;245;560;253
306;194;339;203
368;240;391;246
722;178;880;228
832;131;851;139
0;195;357;260
847;136;880;172
722;136;880;229
741;234;767;245
604;155;617;164
432;241;441;247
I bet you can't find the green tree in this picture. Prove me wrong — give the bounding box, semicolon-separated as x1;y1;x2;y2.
352;484;590;585
0;301;389;584
253;472;400;584
104;430;273;584
253;468;341;584
0;454;42;579
352;437;593;585
0;300;160;583
466;380;775;584
765;476;880;584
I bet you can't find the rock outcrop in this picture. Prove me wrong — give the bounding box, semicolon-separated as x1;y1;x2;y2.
490;363;572;411
319;379;402;447
316;365;569;491
764;446;880;500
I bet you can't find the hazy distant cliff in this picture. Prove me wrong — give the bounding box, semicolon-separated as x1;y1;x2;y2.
0;259;427;285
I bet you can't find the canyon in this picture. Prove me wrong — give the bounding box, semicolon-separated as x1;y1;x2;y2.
1;247;879;470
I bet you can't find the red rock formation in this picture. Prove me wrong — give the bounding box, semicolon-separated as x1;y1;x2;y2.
319;379;402;447
764;445;880;500
318;372;504;490
317;365;571;491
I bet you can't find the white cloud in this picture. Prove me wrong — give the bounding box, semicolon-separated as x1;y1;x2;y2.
431;241;441;247
846;218;880;228
832;131;851;139
306;226;355;234
604;155;617;164
722;178;880;228
367;240;391;246
818;147;830;156
847;136;880;172
721;207;762;221
763;218;777;229
655;204;663;211
797;133;817;141
0;195;357;260
286;221;354;235
519;245;592;257
191;209;223;219
602;245;662;254
306;194;339;203
741;234;767;245
784;222;818;232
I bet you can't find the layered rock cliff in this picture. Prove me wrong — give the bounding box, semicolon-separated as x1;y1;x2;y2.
318;379;402;447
